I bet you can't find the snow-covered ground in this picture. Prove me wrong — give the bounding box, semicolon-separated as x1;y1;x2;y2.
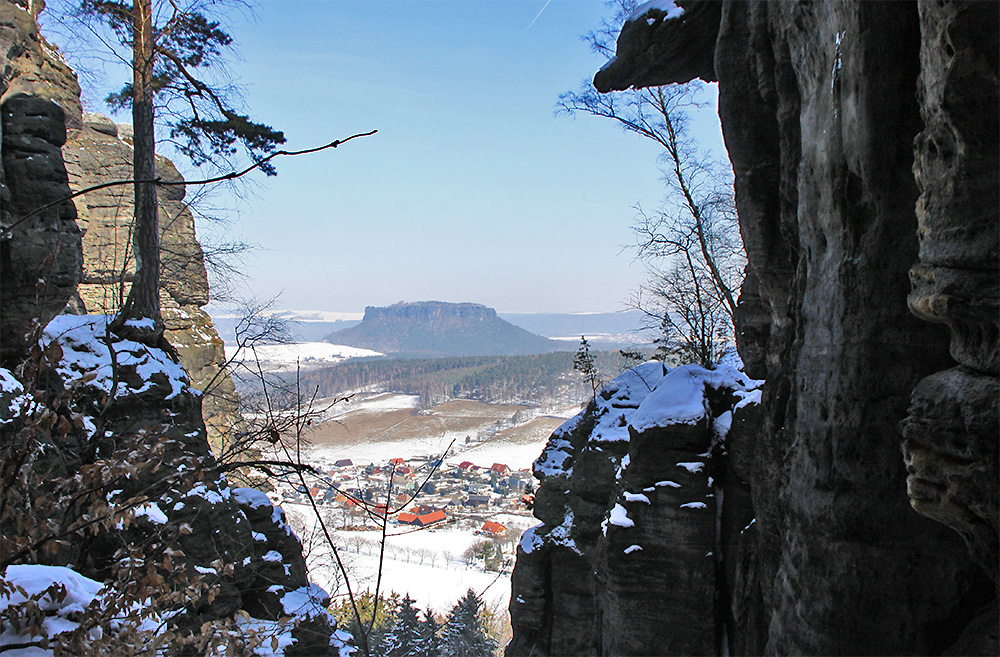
283;505;522;615
304;393;578;470
457;435;561;471
324;393;421;417
224;342;382;371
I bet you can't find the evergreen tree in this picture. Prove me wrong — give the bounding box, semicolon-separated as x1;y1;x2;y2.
330;590;401;656
574;336;601;399
418;607;441;657
384;594;423;657
78;0;285;341
439;589;497;657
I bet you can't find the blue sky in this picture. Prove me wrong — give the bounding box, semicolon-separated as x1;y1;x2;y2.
50;0;724;314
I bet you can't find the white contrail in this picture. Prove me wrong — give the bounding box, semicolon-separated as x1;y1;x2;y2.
526;0;553;31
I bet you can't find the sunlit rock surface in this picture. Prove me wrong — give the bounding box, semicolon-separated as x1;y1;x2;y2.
62;113;242;456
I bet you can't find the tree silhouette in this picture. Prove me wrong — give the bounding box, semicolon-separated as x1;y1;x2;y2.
558;0;744;366
384;594;423;657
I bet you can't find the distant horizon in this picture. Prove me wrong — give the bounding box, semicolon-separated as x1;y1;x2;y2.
206;302;647;319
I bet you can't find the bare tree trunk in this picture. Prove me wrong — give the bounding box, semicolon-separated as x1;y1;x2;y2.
111;0;162;340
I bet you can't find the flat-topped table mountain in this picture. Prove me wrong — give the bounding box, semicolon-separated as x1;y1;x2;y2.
325;301;566;358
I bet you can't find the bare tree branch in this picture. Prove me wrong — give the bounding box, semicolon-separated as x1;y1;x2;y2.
2;130;378;236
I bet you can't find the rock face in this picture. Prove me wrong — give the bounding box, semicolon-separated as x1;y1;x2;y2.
508;362;761;656
901;0;999;595
327;300;564;357
0;0;239;454
61;112;243;455
1;316;340;654
1;0;82;365
513;0;998;655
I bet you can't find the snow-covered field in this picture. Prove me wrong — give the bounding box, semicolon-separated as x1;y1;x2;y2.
284;504;533;615
224;342;382;371
325;393;421;416
304;393;576;470
457;431;565;471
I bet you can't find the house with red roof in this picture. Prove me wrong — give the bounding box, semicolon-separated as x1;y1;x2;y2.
389;457;405;465
397;509;447;527
415;509;447;526
490;463;510;475
481;521;506;535
411;504;438;516
457;461;475;470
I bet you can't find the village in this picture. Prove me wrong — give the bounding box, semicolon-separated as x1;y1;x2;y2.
276;453;536;540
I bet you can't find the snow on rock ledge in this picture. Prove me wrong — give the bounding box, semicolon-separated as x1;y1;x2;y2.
1;314;344;655
508;359;762;656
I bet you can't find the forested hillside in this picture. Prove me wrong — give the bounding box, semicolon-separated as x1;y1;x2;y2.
287;350;637;406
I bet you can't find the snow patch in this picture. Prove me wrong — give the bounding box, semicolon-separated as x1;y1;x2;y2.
608;503;634;528
280;583;330;617
0;565;105;650
628;0;684;22
41;315;191;400
533;437;574;478
232;487;272;509
519;525;544;555
185;483;228;505
133;502;168;524
630;363;761;432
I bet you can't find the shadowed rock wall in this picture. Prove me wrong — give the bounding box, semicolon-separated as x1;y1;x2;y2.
1;0;81;364
901;0;998;590
545;0;999;654
508;363;762;656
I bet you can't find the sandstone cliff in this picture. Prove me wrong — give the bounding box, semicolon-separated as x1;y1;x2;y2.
62;111;243;457
510;0;997;654
1;0;240;455
509;360;761;655
1;0;81;364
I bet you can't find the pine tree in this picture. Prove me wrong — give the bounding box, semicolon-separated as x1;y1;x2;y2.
384;594;423;657
574;336;601;399
418;607;441;657
78;0;285;341
439;589;497;657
